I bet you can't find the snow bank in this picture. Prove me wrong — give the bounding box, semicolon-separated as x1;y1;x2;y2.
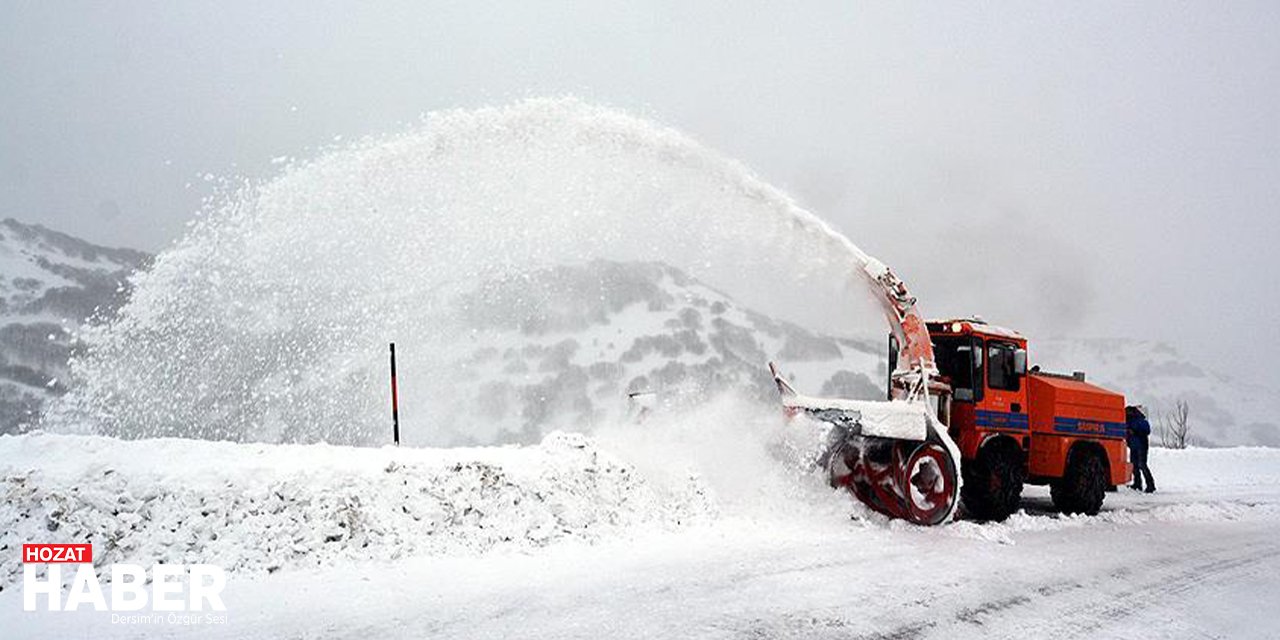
1147;445;1280;488
943;446;1280;544
0;431;713;589
3;426;1274;590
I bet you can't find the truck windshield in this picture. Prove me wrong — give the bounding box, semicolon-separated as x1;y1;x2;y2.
933;336;981;401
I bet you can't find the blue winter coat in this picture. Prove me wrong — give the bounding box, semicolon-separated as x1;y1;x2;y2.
1126;413;1151;453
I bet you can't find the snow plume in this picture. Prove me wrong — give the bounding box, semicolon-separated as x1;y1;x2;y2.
596;393;847;522
49;98;878;445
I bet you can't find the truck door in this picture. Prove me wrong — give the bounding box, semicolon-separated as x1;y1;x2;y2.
979;340;1029;436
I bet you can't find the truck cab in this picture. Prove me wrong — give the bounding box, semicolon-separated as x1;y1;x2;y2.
922;318;1130;520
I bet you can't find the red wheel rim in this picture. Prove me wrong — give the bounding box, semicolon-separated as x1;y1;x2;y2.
902;443;957;525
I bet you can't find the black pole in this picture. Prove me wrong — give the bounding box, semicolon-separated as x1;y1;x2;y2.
390;343;400;446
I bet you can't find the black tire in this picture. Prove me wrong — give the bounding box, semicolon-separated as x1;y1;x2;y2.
1051;449;1107;515
961;439;1026;521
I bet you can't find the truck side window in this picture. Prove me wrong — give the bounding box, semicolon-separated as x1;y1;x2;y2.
970;337;985;401
932;336;984;402
987;341;1021;391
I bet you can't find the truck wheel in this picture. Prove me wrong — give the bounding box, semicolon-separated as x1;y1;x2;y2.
1051;450;1107;515
960;439;1025;521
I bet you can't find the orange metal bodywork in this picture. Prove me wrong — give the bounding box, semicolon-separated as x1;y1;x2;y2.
931;321;1131;486
1025;375;1129;486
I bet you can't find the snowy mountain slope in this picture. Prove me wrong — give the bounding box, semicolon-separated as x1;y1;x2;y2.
0;219;148;434
430;260;1279;448
417;259;887;446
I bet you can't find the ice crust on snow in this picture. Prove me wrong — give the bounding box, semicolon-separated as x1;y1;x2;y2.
0;431;713;589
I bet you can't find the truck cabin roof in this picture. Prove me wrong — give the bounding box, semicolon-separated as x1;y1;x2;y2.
927;318;1026;343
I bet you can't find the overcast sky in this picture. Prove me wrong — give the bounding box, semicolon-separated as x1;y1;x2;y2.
2;2;1278;382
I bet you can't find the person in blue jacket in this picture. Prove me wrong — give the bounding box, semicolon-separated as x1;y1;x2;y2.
1126;405;1156;493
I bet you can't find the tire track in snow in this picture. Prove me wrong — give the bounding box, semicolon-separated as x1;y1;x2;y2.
900;524;1280;639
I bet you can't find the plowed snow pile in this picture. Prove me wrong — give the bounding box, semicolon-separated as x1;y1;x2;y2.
4;425;1279;595
0;396;848;591
0;431;715;589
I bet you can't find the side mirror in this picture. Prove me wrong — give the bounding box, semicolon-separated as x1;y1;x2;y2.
1014;349;1027;375
954;388;974;401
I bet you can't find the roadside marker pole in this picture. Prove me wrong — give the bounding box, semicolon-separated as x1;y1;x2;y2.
390;343;400;446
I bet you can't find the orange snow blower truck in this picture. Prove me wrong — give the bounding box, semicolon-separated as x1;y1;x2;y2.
768;255;1130;524
918;318;1129;520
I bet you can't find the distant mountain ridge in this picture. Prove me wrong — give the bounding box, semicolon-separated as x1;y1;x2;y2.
0;218;149;433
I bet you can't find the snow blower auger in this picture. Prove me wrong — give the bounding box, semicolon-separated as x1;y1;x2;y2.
767;256;962;526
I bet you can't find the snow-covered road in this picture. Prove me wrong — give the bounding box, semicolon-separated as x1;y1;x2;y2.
211;488;1280;639
4;443;1279;639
